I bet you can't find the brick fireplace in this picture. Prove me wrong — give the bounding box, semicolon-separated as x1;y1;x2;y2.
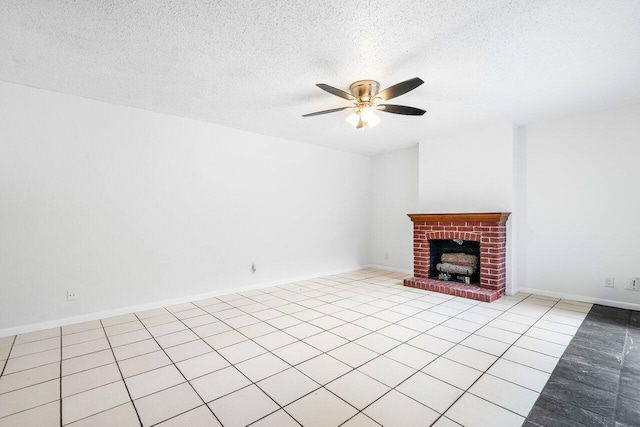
404;212;510;302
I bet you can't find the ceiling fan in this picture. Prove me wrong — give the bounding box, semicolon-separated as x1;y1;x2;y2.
302;77;426;129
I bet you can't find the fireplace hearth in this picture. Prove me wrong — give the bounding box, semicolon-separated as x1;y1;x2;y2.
404;212;511;302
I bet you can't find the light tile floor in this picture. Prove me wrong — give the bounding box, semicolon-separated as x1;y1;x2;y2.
0;269;591;426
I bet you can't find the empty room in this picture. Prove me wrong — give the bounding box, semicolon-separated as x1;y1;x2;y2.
1;1;639;426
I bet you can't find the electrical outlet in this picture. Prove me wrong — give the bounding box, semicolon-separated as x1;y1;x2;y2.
631;278;640;291
384;252;389;260
251;263;256;274
67;289;78;301
605;277;615;288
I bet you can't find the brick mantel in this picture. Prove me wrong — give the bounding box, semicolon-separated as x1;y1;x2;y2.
404;212;511;302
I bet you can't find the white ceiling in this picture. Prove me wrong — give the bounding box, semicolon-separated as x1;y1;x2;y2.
1;1;640;156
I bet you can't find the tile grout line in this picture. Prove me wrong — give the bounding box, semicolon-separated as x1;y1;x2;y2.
1;282;480;420
3;338;61;360
429;294;564;425
358;293;536;420
131;311;226;426
0;272;408;424
124;274;570;425
0;335;17;377
172;285;370;426
0;401;60;422
98;319;144;427
0;327;162;364
165;292;342;426
278;286;505;425
525;305;631;425
171;270;414;425
333;298;487;425
352;310;546;422
2;270;595;426
262;272;425;425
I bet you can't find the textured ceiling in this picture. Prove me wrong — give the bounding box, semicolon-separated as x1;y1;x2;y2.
1;1;640;155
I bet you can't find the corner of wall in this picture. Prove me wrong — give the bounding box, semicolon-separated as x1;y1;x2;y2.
508;124;527;295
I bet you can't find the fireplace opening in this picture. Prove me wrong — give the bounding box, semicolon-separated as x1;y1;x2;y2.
429;239;480;285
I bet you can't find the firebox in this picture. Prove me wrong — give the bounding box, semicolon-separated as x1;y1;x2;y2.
429;239;480;284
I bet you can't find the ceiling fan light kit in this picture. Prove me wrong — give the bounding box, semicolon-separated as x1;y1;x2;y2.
303;77;426;129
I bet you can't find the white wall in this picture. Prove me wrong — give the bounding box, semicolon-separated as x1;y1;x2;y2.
418;124;514;212
519;103;640;308
373;107;640;308
0;81;371;331
416;124;516;293
370;126;516;288
4;80;638;334
369;105;640;308
369;146;418;272
510;125;527;295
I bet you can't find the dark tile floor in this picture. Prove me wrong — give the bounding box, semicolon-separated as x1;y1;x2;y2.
526;305;640;427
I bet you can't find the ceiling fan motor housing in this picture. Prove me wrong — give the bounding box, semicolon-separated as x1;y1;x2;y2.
349;80;380;102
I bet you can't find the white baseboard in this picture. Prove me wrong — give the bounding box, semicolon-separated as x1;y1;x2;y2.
505;285;519;296
13;267;635;338
519;287;640;311
0;265;368;338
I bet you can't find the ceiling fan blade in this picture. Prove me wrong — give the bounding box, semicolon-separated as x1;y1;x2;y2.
316;83;357;101
302;106;354;117
379;104;426;115
376;77;424;101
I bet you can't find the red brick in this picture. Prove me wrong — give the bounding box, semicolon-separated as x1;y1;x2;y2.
437;221;455;227
408;216;507;302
